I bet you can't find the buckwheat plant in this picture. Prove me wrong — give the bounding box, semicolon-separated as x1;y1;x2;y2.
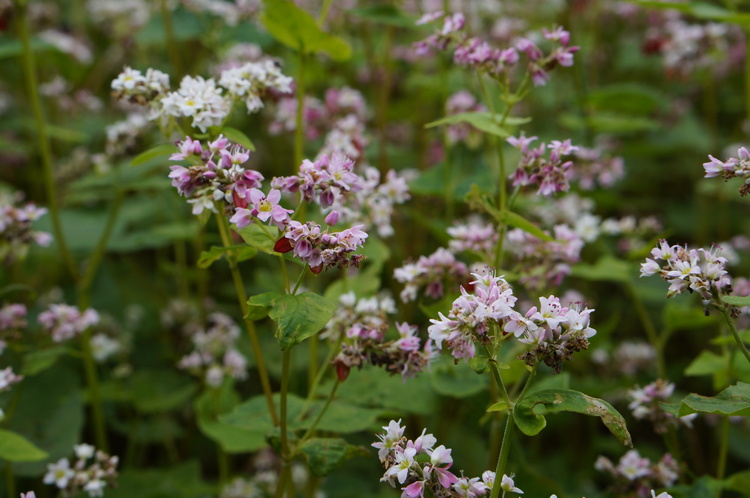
42;444;118;498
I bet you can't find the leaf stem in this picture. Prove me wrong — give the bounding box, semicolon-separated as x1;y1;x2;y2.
721;307;750;365
299;378;340;445
489;411;514;498
294;53;307;169
16;0;78;281
215;213;279;426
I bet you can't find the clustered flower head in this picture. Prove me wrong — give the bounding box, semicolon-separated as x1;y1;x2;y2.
428;272;518;361
271;153;363;208
0;366;23;392
325;292;433;381
112;60;291;132
510;296;596;373
169;135;264;216
640;239;731;301
177;312;248;387
446;218;499;258
0;192;52;265
642;9;744;79
394;248;469;302
592;340;657;377
595;449;678;498
415;12;578;87
507;134;578;196
38;304;100;343
219;449;313;498
274;221;368;274
43;444;118;497
628;379;697;434
330;166;412;238
568;145;626;190
373;419;512;497
703;146;750;196
0;303;26;335
505;224;584;292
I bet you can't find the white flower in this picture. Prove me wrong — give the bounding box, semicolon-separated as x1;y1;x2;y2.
74;443;96;460
43;458;74;489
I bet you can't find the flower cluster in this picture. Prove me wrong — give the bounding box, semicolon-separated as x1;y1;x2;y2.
394;248;469;303
325;292;432;381
271;153;363;208
505;224;584;292
0;303;26;334
628;379;697;434
415;13;578;87
640;239;730;301
0;366;23;392
592;340;657;377
329;166;412;238
428;273;517;361
181;0;259;27
507;134;578;196
38;304;100;343
274;221;368;273
43;444;119;497
169;135;263;216
444;90;487;147
229;188;293;230
446;217;498;258
374;419;509;497
110;66;170;105
0;192;52;265
112;60;291;132
568;145;626;190
595;449;678;498
177;312;248;387
642;10;744;79
219;449;316;498
511;296;596;373
703;146;750;196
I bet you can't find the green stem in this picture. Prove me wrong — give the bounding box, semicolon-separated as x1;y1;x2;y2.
716;416;730;498
16;0;78;281
745;25;750;136
5;462;14;498
277;349;293;497
625;283;666;378
294;53;307;169
217;446;229;487
301;335;343;416
489;411;514;498
299;379;340;445
318;0;334;26
484;345;512;409
291;264;307;295
215;213;279;426
161;0;183;78
721;308;750;364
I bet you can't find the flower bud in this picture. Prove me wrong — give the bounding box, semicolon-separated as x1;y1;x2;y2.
325;210;340;226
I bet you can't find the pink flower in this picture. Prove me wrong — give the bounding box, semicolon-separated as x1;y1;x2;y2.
248;188;292;228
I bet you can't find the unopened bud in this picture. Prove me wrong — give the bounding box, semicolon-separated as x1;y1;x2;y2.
325;210;340;226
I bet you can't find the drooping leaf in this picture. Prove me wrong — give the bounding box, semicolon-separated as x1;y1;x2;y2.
221;127;256;151
570;256;634;284
237;223;281;255
194;383;268;453
300;437;367;476
22;346;73;376
197;245;257;269
678;382;750;417
0;429;48;462
425;112;530;139
500;210;554;242
129;144;177;166
246;292;282;321
128;369;199;414
261;0;352;60
513;389;632;447
723;295;750;307
269;292;337;350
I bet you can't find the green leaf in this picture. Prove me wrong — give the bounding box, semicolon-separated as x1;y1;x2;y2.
197;245;257;269
221;127;256;151
22;346;73;376
237;223;281;255
246;291;282;320
685;350;750;389
128;369;199;414
632;1;750;23
347;5;417;27
0;429;49;462
678;382;750;417
560;112;660;134
723;295;750;307
261;0;352;60
429;355;488;398
194;384;268;453
269;292;337;350
129;144;177;166
587;83;668;115
107;461;214;498
425;112;530;138
500;210;553;241
300;438;367;476
570;256;634;284
514;389;632;447
662;299;718;330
